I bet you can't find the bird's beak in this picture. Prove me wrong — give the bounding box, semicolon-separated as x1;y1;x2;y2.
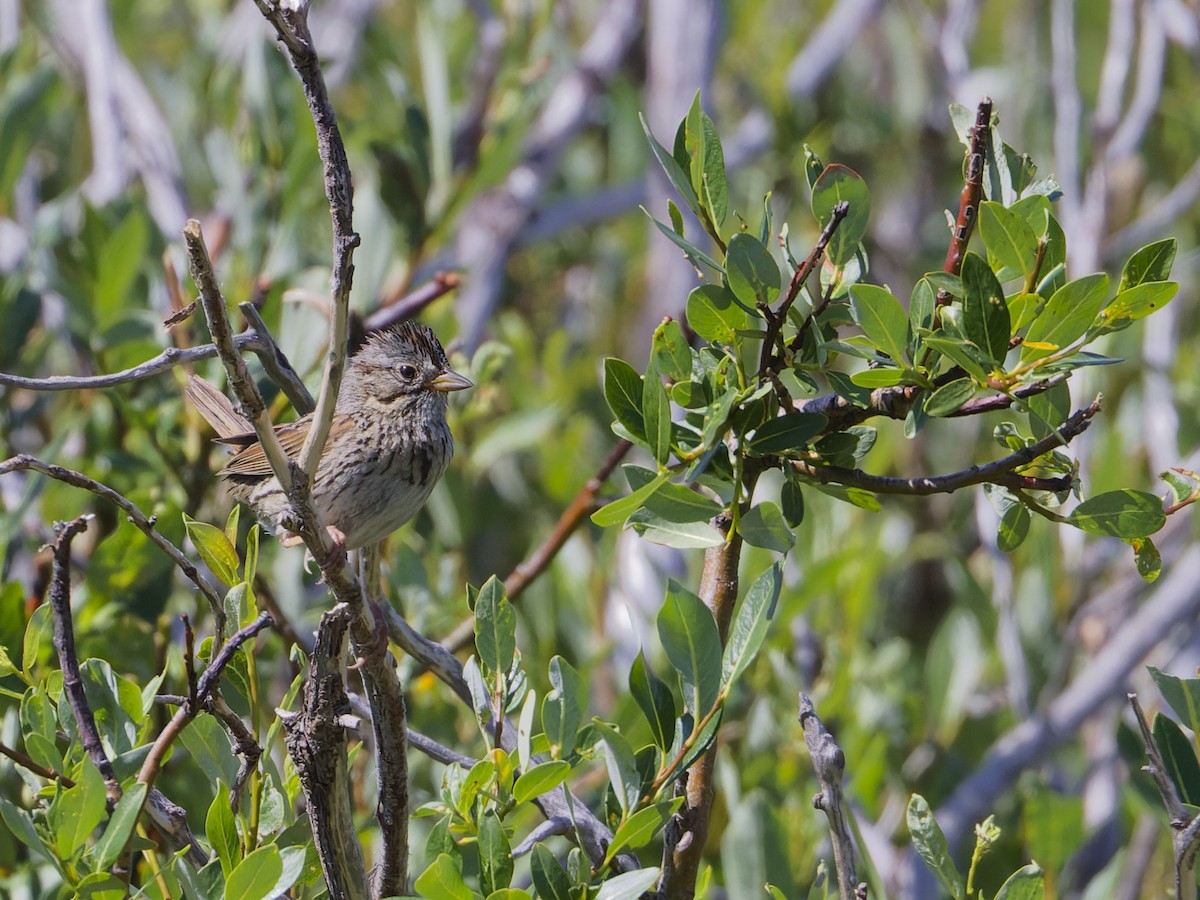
425;369;473;393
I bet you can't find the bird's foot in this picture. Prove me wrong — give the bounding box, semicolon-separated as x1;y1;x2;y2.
350;599;391;668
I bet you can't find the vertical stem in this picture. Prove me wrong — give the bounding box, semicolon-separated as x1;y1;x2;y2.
662;515;743;900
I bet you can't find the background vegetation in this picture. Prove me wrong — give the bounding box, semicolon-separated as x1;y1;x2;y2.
2;0;1199;898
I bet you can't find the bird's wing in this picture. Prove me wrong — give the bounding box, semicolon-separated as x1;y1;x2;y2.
220;416;315;478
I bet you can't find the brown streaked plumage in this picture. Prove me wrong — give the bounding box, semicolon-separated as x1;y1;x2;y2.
186;321;471;549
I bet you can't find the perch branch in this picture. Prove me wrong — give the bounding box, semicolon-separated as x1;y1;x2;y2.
251;0;360;480
800;694;865;900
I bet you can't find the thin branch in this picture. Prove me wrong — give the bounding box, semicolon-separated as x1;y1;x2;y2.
0;321;311;411
0;456;225;628
0;741;74;785
381;602;634;872
943;98;991;275
361;271;462;336
512;818;575;858
48;515;120;802
440;439;633;654
790;397;1099;496
137;613;274;794
800;694;864;900
251;0;360;480
1129;692;1198;900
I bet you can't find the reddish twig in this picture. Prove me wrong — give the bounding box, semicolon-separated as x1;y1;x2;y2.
944;98;992;275
440;439;633;653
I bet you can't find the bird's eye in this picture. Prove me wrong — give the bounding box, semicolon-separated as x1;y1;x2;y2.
398;365;418;380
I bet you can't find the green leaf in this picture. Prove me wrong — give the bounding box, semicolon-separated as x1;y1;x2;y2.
594;720;640;813
1152;713;1200;805
183;513;240;587
925;378;977;417
781;472;805;528
1067;490;1164;539
642;362;672;466
998;503;1031;552
1096;281;1178;332
474;576;515;680
640;113;701;218
542;656;585;759
478;811;513;895
1020;273;1109;362
921;334;991;381
205;791;240;876
722;564;781;685
651;319;692;381
657;581;722;717
811;164;871;266
627;471;723;524
595;866;662;900
1026;381;1071;440
979;200;1038;281
225;845;283;900
590;470;672;527
415;853;479;900
1120;238;1176;289
687;284;753;344
1148;668;1200;739
179;712;238;789
457;758;497;819
1133;536;1162;583
51;756;107;859
909;277;937;336
726;233;781;311
512;761;572;805
93;782;148;869
849;367;910;388
748;413;828;455
645;211;725;273
0;795;57;866
628;510;725;549
608;801;682;862
23;602;51;673
95;211;148;322
907;794;964;900
530;844;573;900
960;253;1011;363
993;864;1045;900
684;94;728;229
848;284;910;365
629;651;677;750
737;503;795;553
604;358;645;441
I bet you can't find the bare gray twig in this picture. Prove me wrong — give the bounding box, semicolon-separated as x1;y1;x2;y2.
800;694;865;900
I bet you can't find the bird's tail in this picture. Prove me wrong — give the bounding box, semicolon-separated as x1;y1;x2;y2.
184;375;256;444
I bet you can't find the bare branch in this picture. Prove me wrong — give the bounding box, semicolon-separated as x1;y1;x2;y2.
361;272;462;337
282;605;369;900
251;0;360;480
48;516;124;835
0;455;225;630
800;694;865;900
943;98;991;275
791;398;1099;496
